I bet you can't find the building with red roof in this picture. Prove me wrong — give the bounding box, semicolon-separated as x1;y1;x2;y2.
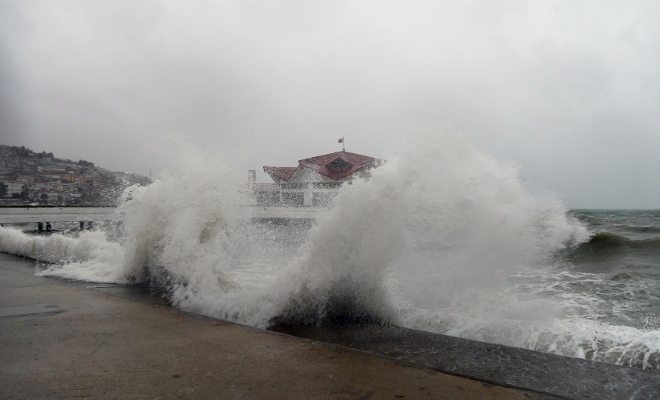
251;151;382;207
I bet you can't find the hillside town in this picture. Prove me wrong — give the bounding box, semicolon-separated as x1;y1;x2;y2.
0;145;150;206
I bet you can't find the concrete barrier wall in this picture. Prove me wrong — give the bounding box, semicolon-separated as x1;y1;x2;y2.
0;207;116;224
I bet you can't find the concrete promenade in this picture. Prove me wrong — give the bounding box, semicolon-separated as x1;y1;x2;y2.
0;253;552;400
0;207;116;224
0;206;319;227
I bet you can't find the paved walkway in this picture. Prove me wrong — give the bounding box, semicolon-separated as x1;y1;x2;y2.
0;253;554;399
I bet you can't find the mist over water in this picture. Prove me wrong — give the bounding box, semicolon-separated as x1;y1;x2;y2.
3;133;660;370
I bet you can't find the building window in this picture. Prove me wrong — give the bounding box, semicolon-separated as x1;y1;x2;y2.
256;191;280;206
282;192;304;206
327;157;353;171
281;182;309;190
313;182;342;189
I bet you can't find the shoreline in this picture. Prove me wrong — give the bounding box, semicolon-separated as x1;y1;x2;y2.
2;252;659;398
0;252;554;400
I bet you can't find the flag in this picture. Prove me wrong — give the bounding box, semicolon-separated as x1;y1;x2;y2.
338;137;344;143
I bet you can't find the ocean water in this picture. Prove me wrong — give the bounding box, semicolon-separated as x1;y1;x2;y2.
0;134;658;371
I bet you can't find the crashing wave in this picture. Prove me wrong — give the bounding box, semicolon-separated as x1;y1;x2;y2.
7;132;660;370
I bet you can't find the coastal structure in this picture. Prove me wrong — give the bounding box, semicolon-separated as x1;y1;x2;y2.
250;151;382;207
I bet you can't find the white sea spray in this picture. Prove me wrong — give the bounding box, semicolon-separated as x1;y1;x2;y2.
2;131;659;370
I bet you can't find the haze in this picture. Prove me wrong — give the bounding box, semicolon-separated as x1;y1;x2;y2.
1;1;659;209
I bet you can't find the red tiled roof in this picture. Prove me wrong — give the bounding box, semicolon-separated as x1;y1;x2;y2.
263;166;298;182
299;151;379;181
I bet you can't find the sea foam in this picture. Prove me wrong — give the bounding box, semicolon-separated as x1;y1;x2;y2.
4;132;659;370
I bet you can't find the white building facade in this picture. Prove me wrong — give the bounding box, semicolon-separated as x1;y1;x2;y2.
251;151;382;207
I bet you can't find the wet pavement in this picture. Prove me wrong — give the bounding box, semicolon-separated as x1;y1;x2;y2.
274;324;660;400
0;253;553;399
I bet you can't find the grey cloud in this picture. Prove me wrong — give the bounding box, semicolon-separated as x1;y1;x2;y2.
1;0;659;208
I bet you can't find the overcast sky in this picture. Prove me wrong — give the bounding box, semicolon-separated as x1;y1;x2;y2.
1;1;659;208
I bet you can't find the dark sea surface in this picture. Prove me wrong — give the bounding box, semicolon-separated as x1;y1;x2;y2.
522;209;660;369
566;209;660;330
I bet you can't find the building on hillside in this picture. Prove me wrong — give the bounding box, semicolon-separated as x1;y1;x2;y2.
249;151;383;207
